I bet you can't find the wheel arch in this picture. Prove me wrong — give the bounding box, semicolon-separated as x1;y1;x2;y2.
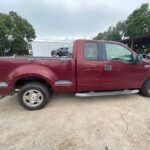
14;75;53;92
6;64;59;92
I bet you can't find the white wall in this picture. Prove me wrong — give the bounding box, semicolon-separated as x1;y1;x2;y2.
32;41;72;57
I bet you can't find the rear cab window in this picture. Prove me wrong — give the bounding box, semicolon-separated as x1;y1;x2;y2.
84;42;98;61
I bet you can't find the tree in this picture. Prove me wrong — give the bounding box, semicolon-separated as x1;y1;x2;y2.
94;22;125;41
0;11;36;56
125;3;150;38
124;3;150;53
94;3;150;40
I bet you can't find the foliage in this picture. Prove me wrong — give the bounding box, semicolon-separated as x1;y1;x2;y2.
0;11;36;56
94;22;125;41
124;3;150;38
94;3;150;41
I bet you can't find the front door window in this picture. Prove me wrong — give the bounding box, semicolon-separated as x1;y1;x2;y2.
105;43;132;62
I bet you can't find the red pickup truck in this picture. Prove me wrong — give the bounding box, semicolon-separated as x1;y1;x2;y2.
0;39;150;110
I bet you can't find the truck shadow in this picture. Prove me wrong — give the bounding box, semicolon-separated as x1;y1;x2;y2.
0;93;147;111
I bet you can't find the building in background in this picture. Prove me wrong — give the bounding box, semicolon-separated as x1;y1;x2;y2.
31;40;73;57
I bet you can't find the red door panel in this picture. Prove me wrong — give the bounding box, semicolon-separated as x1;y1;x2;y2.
101;60;146;90
76;40;104;92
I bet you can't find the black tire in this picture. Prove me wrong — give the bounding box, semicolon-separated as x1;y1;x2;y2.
18;82;50;110
141;79;150;97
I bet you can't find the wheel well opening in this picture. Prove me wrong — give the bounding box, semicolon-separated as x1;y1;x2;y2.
142;76;150;88
15;76;52;91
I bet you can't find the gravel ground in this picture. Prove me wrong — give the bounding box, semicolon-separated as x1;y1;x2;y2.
0;93;150;150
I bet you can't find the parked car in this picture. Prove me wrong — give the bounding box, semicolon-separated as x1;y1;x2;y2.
51;47;71;57
0;40;150;110
143;54;150;59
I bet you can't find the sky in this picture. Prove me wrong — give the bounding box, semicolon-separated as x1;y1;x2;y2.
0;0;149;40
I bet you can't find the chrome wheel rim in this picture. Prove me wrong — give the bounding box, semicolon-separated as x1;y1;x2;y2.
23;89;43;107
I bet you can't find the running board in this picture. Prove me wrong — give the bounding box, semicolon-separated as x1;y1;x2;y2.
75;89;139;97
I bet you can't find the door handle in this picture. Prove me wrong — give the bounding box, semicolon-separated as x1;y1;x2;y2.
104;65;112;71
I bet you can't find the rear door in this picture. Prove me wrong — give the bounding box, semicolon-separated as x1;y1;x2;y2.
77;41;104;91
101;42;146;90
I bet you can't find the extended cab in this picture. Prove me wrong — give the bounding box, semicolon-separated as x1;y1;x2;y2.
0;40;150;110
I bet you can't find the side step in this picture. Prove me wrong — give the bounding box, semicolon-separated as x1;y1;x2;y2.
75;89;139;97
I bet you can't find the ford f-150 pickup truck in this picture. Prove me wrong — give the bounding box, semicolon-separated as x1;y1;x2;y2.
0;39;150;110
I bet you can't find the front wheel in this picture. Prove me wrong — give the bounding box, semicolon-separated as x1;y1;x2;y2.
141;79;150;97
18;82;50;110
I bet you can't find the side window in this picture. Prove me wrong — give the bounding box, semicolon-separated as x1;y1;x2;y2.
84;42;98;60
105;43;132;62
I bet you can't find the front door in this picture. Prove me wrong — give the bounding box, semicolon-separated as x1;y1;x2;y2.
101;42;146;90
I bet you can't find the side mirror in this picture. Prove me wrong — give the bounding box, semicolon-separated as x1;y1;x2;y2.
133;54;143;64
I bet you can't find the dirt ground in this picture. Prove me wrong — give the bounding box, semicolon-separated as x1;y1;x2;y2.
0;93;150;150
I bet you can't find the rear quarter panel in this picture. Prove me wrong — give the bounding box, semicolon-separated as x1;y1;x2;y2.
0;57;76;93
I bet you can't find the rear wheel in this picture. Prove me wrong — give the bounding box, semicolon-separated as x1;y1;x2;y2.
141;79;150;97
18;82;50;110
